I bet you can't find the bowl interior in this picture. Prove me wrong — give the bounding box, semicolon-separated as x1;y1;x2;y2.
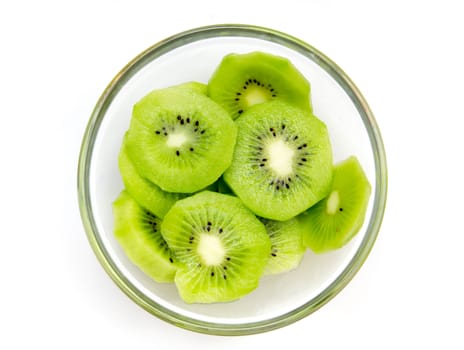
85;30;380;328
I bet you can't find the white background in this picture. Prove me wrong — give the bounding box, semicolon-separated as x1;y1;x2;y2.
1;1;463;349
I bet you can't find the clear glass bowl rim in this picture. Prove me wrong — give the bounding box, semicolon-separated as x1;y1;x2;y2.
77;23;387;336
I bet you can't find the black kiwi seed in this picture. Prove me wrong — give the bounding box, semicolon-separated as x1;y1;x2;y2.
339;208;344;212
176;150;180;156
223;275;227;280
211;272;215;277
177;115;182;120
189;147;194;152
169;258;174;263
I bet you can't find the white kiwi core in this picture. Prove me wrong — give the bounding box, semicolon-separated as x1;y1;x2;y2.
245;87;271;107
197;233;226;266
266;139;295;177
326;190;340;215
167;131;189;148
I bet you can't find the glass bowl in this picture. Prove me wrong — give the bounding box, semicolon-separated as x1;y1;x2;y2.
78;24;387;335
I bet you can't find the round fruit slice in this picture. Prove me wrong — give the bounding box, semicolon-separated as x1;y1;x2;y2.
223;101;333;221
172;81;208;95
161;191;271;303
119;134;187;218
112;191;177;283
299;156;372;253
261;218;306;275
126;85;237;193
208;51;312;119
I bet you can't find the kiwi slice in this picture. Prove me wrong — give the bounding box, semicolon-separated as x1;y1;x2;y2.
299;156;372;253
208;51;311;119
118;134;187;218
261;218;306;275
172;81;207;95
161;191;271;303
126;85;237;193
223;101;333;221
112;191;177;283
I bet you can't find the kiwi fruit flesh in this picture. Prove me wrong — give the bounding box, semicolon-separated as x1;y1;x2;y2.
161;191;271;303
112;191;177;283
208;51;312;119
172;81;207;95
223;101;333;221
261;218;306;275
299;156;372;253
118;133;187;218
125;85;237;193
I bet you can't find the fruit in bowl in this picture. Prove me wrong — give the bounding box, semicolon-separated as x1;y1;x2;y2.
112;51;372;304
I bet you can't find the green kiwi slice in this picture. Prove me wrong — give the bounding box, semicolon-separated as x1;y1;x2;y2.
161;191;271;303
118;134;187;218
125;85;237;193
223;101;333;221
172;81;207;95
261;218;306;275
112;191;177;283
299;156;372;253
208;51;311;119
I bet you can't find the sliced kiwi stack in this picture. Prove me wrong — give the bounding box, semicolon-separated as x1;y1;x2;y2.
112;52;371;304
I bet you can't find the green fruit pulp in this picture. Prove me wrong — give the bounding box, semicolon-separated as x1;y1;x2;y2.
126;86;237;193
299;156;372;253
112;191;177;283
224;101;333;221
161;191;271;303
208;51;312;119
